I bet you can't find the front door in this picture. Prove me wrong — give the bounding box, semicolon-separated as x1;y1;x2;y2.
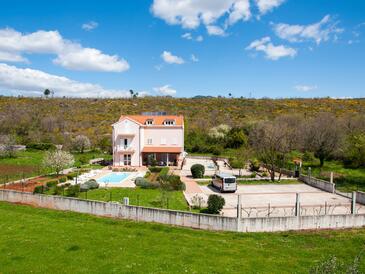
123;154;131;166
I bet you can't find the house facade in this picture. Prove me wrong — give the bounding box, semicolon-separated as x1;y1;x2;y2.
112;113;184;167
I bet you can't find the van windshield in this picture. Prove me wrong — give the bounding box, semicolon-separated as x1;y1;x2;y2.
224;178;235;184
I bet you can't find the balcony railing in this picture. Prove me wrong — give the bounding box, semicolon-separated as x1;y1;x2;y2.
115;145;134;153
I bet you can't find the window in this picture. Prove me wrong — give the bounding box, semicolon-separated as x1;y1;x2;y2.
172;138;177;145
123;154;131;165
163;120;175;126
145;119;153;125
160;138;166;145
124;139;128;146
147;138;153;145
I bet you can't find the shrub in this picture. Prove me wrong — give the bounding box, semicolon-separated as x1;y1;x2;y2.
303;151;316;163
65;185;80;197
27;143;56;150
33;185;47;194
135;177;159;189
159;167;169;177
250;172;257;178
46;180;58;188
191;164;205;178
207;194;225;214
148;166;163;173
166;175;185;191
59;177;67;183
80;179;99;192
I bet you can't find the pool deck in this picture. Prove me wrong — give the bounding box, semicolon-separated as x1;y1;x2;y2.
68;168;146;188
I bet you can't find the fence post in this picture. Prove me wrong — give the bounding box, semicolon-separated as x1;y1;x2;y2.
352;192;357;215
330;172;334;184
295;193;300;216
308;167;311;183
236;195;242;232
123;197;129;205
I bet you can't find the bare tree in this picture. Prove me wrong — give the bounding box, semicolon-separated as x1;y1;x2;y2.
72;135;91;153
250;118;295;181
43;150;75;175
302;113;342;167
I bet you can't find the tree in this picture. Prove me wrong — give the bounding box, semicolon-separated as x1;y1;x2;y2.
343;132;365;168
0;135;16;158
129;89;139;99
43;150;75;175
72;135;91;153
250;118;293;181
225;127;248;149
44;89;51;98
303;113;342;167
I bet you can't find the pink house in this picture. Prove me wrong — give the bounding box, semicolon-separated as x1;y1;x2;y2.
112;113;184;167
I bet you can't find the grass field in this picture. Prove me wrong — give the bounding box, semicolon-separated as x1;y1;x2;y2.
301;160;365;192
78;187;189;211
0;201;364;273
0;149;112;183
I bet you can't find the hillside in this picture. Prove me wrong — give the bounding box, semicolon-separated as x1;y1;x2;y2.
1;96;364;144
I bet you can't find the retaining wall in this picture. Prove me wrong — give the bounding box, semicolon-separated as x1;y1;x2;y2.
299;174;335;193
1;189;364;233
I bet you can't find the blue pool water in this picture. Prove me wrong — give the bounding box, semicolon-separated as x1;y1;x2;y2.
97;172;130;183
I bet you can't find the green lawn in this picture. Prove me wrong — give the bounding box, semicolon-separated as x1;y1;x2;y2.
301;160;365;192
0;149;112;183
0;201;364;273
79;187;189;211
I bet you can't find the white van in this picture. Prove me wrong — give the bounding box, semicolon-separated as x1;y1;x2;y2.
212;173;237;193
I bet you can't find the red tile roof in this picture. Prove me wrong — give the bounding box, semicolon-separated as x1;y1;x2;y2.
119;115;184;126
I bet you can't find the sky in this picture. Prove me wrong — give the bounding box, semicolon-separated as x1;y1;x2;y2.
0;0;364;99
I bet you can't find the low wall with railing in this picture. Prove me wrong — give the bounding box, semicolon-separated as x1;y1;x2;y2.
1;189;365;233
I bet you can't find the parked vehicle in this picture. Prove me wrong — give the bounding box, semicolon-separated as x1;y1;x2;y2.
212;173;237;193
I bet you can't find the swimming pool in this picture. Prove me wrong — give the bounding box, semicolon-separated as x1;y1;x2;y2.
96;172;131;184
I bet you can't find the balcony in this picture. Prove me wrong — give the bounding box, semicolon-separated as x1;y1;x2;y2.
115;145;135;153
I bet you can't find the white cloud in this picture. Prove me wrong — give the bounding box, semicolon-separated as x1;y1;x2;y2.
53;47;129;72
228;0;251;25
294;84;318;92
273;15;343;44
181;32;193;40
206;25;226;36
82;21;98;31
181;32;204;41
246;36;297;60
191;54;199;62
0;51;28;63
151;0;251;35
0;28;129;72
153;84;177;96
161;51;185;64
196;35;204;42
0;63;134;98
255;0;285;15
